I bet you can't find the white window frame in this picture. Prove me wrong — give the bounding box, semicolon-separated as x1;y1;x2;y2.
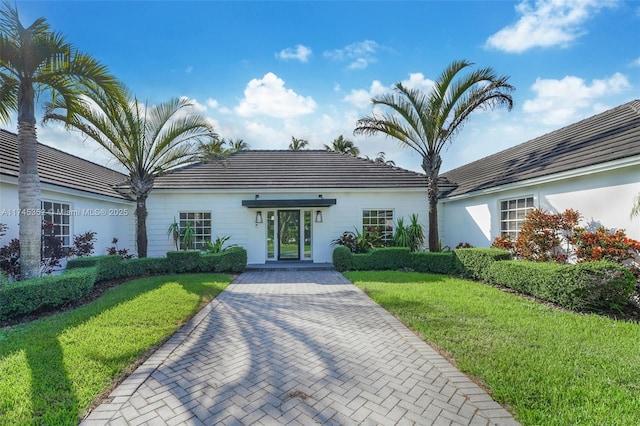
41;200;72;248
362;209;394;244
499;196;535;240
178;211;212;250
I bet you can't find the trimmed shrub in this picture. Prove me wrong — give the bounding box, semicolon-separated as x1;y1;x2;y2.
488;260;635;310
66;255;114;270
369;248;412;270
120;257;170;277
0;272;8;288
333;246;354;272
166;250;201;273
95;255;125;282
0;267;97;321
453;248;512;280
211;246;247;273
411;252;456;274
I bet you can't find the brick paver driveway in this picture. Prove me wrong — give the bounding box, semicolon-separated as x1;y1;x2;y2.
82;270;519;425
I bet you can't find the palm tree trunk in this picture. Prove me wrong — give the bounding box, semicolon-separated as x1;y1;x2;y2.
423;155;442;252
17;120;42;279
135;195;148;258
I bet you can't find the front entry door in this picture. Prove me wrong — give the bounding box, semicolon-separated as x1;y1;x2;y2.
278;210;300;260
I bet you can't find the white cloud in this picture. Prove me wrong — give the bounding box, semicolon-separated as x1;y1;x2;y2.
324;40;382;70
631;57;640;67
206;98;219;109
523;72;630;125
276;44;312;63
401;73;436;91
486;0;617;53
235;72;317;118
343;80;390;109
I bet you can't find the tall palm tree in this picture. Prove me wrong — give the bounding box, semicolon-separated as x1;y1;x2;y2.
324;134;360;156
0;2;118;279
45;84;217;257
354;59;514;251
289;136;308;150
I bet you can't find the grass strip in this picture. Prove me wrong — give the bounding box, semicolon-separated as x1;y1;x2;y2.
346;271;640;426
0;273;231;425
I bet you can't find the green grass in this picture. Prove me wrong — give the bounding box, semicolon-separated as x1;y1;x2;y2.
0;273;231;425
345;271;640;426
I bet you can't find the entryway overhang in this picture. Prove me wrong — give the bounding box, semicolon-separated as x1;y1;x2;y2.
241;198;337;208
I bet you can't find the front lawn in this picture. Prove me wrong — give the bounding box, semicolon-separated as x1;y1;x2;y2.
346;271;640;426
0;273;231;425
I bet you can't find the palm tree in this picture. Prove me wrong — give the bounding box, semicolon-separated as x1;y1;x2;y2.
289;136;308;150
198;136;227;161
354;59;514;251
45;84;217;257
366;151;396;166
324;135;360;156
227;138;249;153
0;3;118;279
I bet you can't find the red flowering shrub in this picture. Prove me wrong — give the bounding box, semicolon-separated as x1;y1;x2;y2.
573;226;640;273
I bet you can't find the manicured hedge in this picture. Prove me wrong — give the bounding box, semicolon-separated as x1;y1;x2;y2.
333;246;456;274
453;248;512;280
0;267;97;321
411;252;456;274
488;260;636;310
0;248;248;322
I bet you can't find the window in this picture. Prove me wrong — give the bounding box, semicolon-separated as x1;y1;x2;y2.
42;201;71;248
500;197;534;240
362;209;394;244
179;212;211;250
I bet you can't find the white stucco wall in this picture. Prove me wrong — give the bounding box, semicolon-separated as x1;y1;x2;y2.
146;188;429;264
0;177;136;257
439;163;640;248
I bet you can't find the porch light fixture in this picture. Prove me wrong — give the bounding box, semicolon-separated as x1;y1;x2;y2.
315;210;323;223
255;211;263;224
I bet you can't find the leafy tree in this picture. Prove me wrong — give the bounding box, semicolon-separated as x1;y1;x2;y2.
0;2;118;278
289;136;309;150
355;59;514;251
45;85;217;257
324;134;360;156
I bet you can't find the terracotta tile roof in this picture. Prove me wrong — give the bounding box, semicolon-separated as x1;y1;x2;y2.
0;129;129;200
441;99;640;198
151;150;429;189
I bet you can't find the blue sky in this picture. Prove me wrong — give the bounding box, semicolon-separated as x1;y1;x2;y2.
8;0;640;173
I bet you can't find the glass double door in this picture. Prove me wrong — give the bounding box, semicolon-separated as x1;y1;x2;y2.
267;210;312;261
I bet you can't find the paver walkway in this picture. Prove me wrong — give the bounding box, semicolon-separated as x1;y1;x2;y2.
82;270;519;425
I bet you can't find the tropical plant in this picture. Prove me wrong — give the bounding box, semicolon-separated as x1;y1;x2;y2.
106;237;133;259
324;134;360;156
407;213;425;252
354;59;514;252
69;230;97;257
332;227;382;253
45;85;217;257
198;136;227;161
0;2;118;278
181;221;195;251
227;138;249;153
289;136;308;150
393;217;410;248
204;236;237;253
632;193;640;218
366;151;396;166
167;217;180;251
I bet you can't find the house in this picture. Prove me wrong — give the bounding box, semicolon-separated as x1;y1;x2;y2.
2;99;638;266
0;129;136;258
438;99;640;248
143;150;429;264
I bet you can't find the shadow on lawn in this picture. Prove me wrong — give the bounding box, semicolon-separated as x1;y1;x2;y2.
0;273;224;424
